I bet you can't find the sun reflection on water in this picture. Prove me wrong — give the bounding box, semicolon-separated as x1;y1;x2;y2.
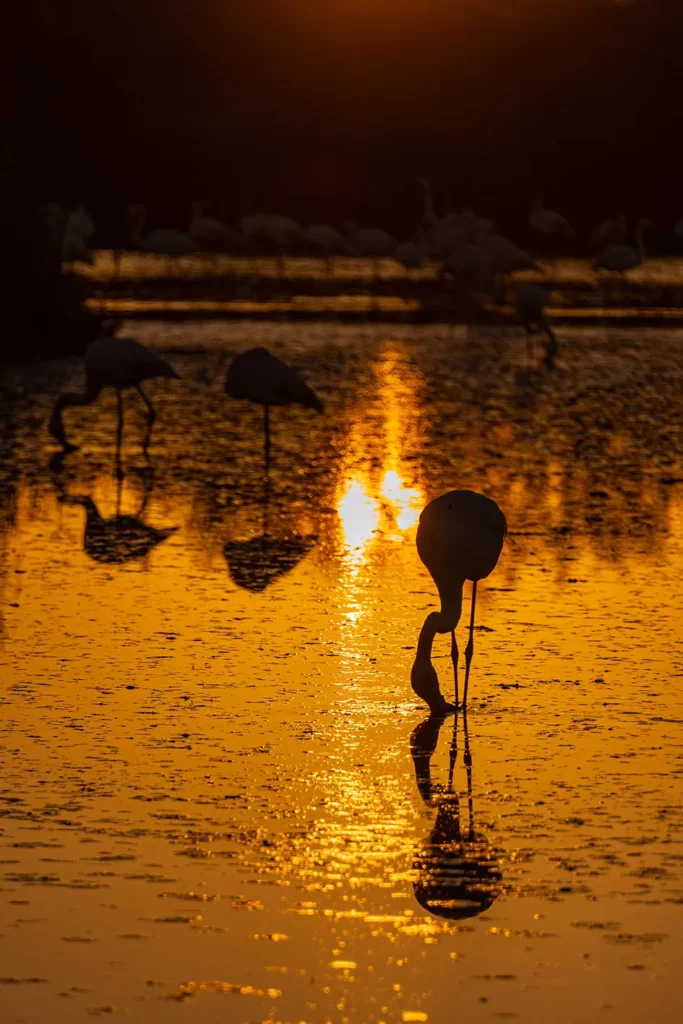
335;343;425;571
337;477;380;565
381;469;422;532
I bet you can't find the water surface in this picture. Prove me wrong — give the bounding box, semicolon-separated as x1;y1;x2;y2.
2;322;683;1023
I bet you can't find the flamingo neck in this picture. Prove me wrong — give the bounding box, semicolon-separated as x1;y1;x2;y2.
415;583;464;662
437;578;465;633
49;387;101;446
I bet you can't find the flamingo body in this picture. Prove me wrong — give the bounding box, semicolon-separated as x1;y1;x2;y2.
65;205;96;243
128;205;194;255
594;244;640;272
417;491;507;591
61;232;92;264
394;239;428;270
225;347;322;412
529;199;575;240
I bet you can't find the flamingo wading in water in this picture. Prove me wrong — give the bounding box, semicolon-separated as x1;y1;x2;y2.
411;491;507;714
48;327;180;453
225;347;323;472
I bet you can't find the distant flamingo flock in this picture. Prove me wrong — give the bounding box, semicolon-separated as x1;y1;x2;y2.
41;183;667;290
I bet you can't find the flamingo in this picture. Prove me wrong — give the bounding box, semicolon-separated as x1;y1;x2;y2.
61;231;93;265
529;198;575;242
224;347;323;471
189;203;242;252
417;180;487;255
411;490;507;714
65;204;96;244
304;223;350;274
344;223;396;310
417;180;467;255
393;238;429;273
48;324;180;453
480;232;540;300
594;218;656;274
240;214;303;275
589;214;629;250
515;283;558;366
128;204;194;256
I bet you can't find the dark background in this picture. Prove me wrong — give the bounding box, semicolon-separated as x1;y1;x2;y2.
6;0;683;241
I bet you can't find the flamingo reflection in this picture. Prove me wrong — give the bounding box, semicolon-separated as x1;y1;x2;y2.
51;464;176;564
411;711;501;920
223;472;316;592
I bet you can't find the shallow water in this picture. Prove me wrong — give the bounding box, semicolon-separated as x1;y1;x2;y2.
2;322;683;1023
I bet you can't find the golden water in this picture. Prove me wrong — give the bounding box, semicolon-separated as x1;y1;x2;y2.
2;322;683;1023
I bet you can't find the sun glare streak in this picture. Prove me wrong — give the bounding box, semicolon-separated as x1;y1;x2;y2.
381;469;423;532
337;477;380;566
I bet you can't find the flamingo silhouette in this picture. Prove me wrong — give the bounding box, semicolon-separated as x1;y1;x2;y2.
411;491;507;713
515;283;558;367
48;324;180;454
224;347;323;472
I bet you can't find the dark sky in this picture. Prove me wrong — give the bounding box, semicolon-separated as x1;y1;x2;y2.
9;0;683;232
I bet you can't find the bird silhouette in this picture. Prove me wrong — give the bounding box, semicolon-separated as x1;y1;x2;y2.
128;204;194;257
411;711;502;920
224;347;323;472
589;214;629;250
304;223;350;274
393;238;429;273
515;283;558;367
343;222;396;309
48;324;180;454
61;231;93;265
65;204;96;244
529;198;576;249
411;491;507;712
188;203;242;253
595;218;655;273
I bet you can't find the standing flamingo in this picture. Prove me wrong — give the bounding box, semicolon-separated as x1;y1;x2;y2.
411;491;507;714
594;218;656;274
225;347;323;472
128;205;194;256
529;198;575;249
48;324;180;453
515;283;558;367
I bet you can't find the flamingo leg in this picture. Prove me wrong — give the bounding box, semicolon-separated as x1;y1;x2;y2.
544;326;558;368
448;703;459;792
450;629;459;708
463;709;474;840
115;389;124;472
463;580;478;708
263;404;271;475
136;384;156;454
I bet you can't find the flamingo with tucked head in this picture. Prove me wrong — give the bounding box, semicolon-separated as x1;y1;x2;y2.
411;490;507;714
